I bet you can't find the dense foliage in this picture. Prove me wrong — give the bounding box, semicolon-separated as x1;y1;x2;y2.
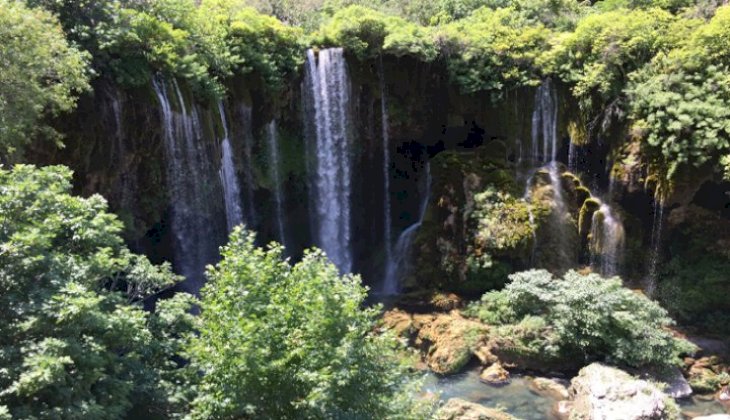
187;228;430;419
0;165;196;419
466;269;696;368
0;0;89;161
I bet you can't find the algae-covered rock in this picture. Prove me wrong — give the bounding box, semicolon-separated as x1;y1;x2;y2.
414;311;489;374
435;398;516;420
480;362;510;385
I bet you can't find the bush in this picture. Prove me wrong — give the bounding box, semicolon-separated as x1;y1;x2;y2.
187;228;432;419
0;0;89;160
440;7;550;95
465;269;696;368
0;165;195;419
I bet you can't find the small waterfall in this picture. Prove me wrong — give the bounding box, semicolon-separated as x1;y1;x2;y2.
218;101;244;232
568;141;578;173
383;162;431;294
304;48;353;273
645;198;664;296
152;77;222;291
266;120;288;249
589;202;626;276
236;104;258;228
380;57;394;290
528;79;574;270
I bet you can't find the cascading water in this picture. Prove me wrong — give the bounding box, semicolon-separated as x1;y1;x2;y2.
303;48;353;273
234;104;258;229
266;120;288;250
152;77;223;291
379;57;394;292
528;79;574;270
218;101;244;232
383;162;431;294
645;198;664;296
589;202;626;277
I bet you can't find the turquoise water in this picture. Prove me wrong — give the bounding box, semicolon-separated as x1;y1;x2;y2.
423;368;559;419
423;367;728;419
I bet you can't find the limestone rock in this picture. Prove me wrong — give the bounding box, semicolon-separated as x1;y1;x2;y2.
435;398;515;420
529;377;570;400
639;366;692;399
480;363;510;385
569;363;677;420
380;309;415;339
414;311;488;375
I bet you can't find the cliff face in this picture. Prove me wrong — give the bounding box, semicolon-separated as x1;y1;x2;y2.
30;52;730;329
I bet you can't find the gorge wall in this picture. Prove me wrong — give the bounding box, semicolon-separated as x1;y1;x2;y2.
33;50;730;332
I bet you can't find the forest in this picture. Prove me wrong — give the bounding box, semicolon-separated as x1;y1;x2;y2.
1;0;730;418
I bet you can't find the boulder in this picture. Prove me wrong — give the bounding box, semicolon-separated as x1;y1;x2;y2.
529;377;570;400
380;309;415;340
480;363;510;385
435;398;515;420
414;311;488;375
569;363;677;420
688;357;730;393
639;366;692;399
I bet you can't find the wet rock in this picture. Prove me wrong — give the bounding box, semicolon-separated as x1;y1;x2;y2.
529;377;570;400
473;344;498;366
480;363;510;385
380;309;415;340
435;398;515;420
413;311;488;375
639;366;692;399
688;357;730;394
569;363;676;420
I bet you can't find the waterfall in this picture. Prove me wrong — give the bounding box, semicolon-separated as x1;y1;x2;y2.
304;48;353;273
218;101;244;232
383;162;431;294
152;77;222;291
528;79;574;270
236;104;258;228
266;120;288;249
568;141;578;173
380;57;394;290
645;198;664;296
589;202;626;276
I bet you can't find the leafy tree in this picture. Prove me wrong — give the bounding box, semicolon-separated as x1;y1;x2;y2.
627;6;730;183
0;0;89;161
317;6;438;61
0;165;195;419
549;8;685;136
440;7;551;96
465;269;696;368
187;228;431;419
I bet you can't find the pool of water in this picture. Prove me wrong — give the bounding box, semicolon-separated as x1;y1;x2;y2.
422;368;560;419
422;367;728;419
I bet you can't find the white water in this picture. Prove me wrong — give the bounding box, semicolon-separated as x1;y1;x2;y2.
528;79;574;270
590;202;626;277
383;162;431;294
218;101;244;232
304;48;353;273
380;58;395;293
266;120;288;249
645;198;664;296
152;77;222;291
236;104;258;228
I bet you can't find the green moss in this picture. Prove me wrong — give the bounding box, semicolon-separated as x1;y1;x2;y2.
578;197;601;238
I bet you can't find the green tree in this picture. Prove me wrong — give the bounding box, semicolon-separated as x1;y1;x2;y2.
0;0;89;161
0;165;195;419
466;269;696;368
188;228;431;419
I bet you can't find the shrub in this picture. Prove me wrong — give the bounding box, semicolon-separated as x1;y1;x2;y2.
465;269;696;368
187;228;432;419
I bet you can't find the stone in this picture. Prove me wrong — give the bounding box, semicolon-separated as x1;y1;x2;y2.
473;344;498;366
569;363;677;420
435;398;515;420
380;309;415;340
692;416;730;420
639;366;692;399
480;362;510;385
414;311;488;375
529;377;570;400
688;357;730;394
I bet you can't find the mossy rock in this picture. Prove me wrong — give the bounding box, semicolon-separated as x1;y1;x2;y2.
578;198;601;238
575;186;592;209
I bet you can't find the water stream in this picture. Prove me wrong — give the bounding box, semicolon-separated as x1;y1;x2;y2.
266;120;288;250
304;48;354;273
218;101;244;232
